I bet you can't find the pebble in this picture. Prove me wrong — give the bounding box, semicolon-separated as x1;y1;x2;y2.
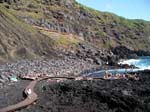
0;57;98;84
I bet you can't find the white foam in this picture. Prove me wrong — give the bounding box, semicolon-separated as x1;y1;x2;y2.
118;58;150;70
118;59;140;65
84;57;150;77
137;65;150;70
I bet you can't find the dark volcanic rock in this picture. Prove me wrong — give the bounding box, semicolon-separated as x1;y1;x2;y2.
1;68;150;112
112;46;150;59
18;72;150;112
134;50;150;56
76;43;118;65
111;46;138;59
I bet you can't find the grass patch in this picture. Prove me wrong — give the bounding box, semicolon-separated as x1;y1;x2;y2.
9;9;43;19
34;26;80;47
55;36;79;46
0;4;36;34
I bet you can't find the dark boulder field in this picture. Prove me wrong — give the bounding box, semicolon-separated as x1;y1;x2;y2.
1;71;147;112
28;72;150;112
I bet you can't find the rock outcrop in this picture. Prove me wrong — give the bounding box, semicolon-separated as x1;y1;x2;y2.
75;43;118;65
20;71;150;112
0;0;150;62
1;0;149;50
112;46;150;59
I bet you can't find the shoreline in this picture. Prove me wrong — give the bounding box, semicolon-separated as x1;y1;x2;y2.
0;56;150;112
0;56;149;86
0;70;150;112
0;57;99;86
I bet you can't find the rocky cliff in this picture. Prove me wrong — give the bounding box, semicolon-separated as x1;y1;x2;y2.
0;0;150;62
1;0;149;50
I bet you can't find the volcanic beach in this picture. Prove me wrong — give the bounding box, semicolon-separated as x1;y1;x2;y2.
0;57;150;112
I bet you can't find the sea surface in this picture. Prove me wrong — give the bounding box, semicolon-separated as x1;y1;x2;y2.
118;56;150;70
86;56;150;77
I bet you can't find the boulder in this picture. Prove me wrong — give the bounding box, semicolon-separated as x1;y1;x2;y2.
75;43;118;65
111;46;138;59
93;57;102;65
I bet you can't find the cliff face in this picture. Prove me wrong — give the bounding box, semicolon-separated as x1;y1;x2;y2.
2;0;149;50
0;0;150;62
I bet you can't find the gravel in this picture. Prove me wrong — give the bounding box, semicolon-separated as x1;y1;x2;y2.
0;57;98;84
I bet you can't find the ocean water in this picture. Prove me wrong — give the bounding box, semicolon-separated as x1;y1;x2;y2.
85;56;150;77
118;56;150;70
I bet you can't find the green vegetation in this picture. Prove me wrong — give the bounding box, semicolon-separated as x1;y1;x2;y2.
0;3;54;61
55;36;80;46
0;4;36;34
34;26;80;47
77;1;150;50
0;0;150;51
9;9;43;19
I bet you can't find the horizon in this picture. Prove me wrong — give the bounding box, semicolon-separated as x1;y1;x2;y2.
76;0;150;21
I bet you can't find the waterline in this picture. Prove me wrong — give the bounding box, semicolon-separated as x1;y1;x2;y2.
84;68;142;77
85;56;150;77
118;56;150;70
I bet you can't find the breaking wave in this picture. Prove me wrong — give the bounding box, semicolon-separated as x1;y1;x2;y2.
118;56;150;70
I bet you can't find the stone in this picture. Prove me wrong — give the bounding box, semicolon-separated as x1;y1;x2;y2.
93;57;102;65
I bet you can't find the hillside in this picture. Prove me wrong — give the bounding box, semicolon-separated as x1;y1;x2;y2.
0;0;150;62
0;4;56;62
1;0;150;50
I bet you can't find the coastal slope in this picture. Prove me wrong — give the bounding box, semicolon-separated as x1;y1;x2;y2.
1;0;150;50
0;4;55;62
0;0;150;62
